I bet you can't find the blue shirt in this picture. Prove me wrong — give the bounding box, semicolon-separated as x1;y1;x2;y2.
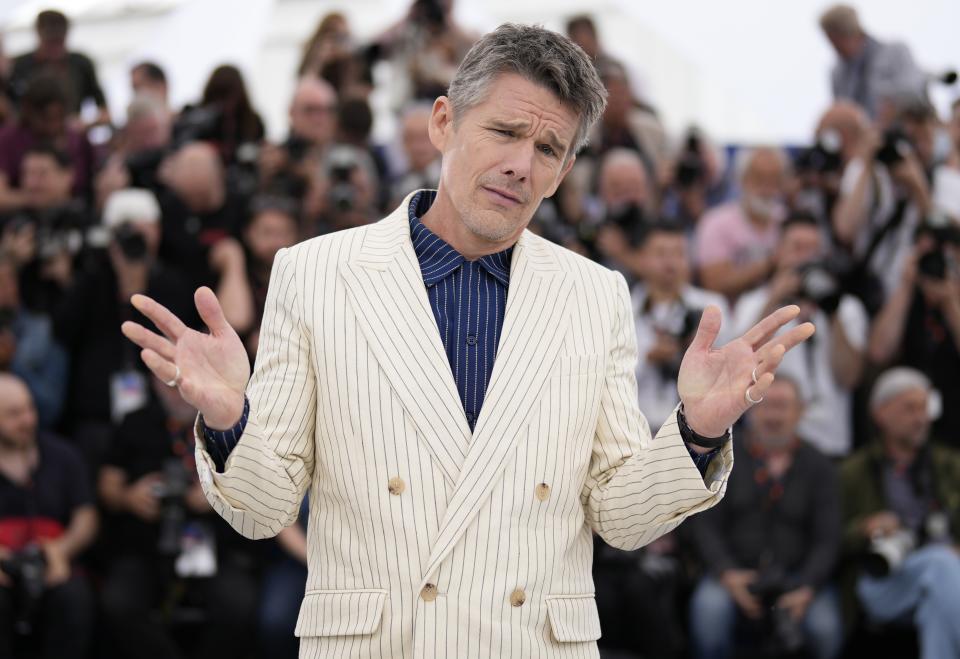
202;191;719;474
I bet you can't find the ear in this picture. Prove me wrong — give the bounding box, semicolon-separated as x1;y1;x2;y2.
427;96;453;153
544;154;576;199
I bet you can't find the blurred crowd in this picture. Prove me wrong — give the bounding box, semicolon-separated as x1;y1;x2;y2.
0;3;959;658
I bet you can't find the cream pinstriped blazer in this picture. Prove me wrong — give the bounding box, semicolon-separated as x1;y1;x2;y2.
194;192;734;658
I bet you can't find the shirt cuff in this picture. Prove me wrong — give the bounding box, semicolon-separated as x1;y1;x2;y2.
684;442;720;476
199;396;249;473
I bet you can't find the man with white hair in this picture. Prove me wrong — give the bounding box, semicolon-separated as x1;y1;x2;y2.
840;367;960;659
695;147;790;300
819;4;928;123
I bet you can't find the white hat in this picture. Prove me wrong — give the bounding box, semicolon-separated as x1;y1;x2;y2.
102;188;161;229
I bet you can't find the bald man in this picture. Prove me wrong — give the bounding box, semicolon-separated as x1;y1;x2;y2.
0;373;98;657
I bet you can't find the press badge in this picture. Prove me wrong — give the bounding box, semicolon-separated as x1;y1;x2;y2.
109;370;148;422
175;521;218;577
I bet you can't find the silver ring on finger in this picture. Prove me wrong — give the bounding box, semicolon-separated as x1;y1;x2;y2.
745;386;763;405
165;364;181;388
752;366;760;384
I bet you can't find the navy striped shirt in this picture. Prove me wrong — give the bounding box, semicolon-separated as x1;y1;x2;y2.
201;190;720;473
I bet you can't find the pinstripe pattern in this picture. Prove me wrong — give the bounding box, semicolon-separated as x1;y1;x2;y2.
193;190;734;658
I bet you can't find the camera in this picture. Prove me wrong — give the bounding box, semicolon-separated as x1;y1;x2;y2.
152;457;193;556
795;259;843;314
1;544;48;633
915;217;960;280
864;528;916;577
674;129;706;189
8;202;91;261
112;223;148;261
653;305;703;381
876;126;912;166
747;569;807;656
795;129;843;175
325;145;363;214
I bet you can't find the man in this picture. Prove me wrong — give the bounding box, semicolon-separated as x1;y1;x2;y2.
122;24;813;658
131;61;169;109
593;147;654;279
841;368;960;659
8;9;109;124
732;213;867;457
695;147;790;300
632;221;731;433
819;4;928;123
0;373;98;658
689;377;843;659
389;103;442;208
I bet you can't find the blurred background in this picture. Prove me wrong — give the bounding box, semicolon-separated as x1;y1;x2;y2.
0;1;959;658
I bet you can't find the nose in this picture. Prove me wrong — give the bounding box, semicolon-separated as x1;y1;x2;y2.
498;140;532;183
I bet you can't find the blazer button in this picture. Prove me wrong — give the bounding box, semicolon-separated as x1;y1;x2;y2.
535;482;550;501
510;588;526;607
421;583;438;602
388;477;405;495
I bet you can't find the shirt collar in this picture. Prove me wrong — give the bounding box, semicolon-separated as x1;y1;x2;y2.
407;190;514;287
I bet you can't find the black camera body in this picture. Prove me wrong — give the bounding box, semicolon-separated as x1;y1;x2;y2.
1;544;48;633
876;126;912;166
655;305;703;381
112;223;149;261
916;221;960;280
747;569;807;657
152;457;193;556
795;259;843;314
675;130;706;189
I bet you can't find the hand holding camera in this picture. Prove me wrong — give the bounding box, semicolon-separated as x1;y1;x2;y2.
720;569;763;619
124;471;163;522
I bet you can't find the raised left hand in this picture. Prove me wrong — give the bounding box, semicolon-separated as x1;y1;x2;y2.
678;305;815;437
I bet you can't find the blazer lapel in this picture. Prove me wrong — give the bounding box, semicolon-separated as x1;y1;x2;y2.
340;202;471;486
419;231;573;584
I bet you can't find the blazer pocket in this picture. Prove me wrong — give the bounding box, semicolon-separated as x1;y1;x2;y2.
295;589;388;638
551;354;604;379
545;593;602;642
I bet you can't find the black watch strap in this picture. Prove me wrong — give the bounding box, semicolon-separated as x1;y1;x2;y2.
677;405;731;449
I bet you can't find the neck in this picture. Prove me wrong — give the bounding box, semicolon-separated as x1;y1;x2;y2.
420;187;522;260
883;435;919;466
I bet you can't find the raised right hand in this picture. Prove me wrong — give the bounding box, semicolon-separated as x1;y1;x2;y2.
121;286;249;429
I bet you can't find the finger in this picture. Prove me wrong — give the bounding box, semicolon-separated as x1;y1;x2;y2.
140;348;179;385
759;321;816;356
687;305;722;353
121;321;176;362
746;372;776;403
755;343;786;379
195;286;231;336
131;294;187;342
743;305;800;349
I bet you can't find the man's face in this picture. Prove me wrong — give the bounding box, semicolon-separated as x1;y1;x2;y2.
289;83;337;147
402;110;439;173
244;210;298;266
20;153;73;207
131;69;168;104
599;158;648;211
601;76;631;125
873;388;931;450
26;102;66;141
777;224;822;271
826;31;864;60
642;232;688;291
0;381;37;450
429;73;578;244
748;380;803;448
125;113;171;154
568;25;599;59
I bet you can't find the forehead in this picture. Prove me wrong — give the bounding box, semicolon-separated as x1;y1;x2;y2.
782;224;821;243
464;73;579;141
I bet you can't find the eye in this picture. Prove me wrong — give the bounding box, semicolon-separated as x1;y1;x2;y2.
492;128;513;137
538;144;557;157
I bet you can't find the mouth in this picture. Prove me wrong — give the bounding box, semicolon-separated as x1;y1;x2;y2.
481;186;523;207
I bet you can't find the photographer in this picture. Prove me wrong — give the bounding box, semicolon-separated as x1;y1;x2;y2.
632;221;730;433
593;148;655;280
689;377;843;659
831;102;933;302
840;368;960;658
97;373;259;659
0;255;67;429
733;213;867;457
0;373;98;659
661;127;728;233
53;189;199;476
694;147;789;300
868;223;960;446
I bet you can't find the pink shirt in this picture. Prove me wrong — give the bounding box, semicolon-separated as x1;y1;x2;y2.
694;201;779;268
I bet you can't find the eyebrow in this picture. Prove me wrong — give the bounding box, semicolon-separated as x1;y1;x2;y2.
489;119;569;157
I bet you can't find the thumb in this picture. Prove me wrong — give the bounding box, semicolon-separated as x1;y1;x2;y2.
195;286;230;336
688;305;722;353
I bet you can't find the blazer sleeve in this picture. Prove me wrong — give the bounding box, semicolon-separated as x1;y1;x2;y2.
194;247;317;540
581;270;734;550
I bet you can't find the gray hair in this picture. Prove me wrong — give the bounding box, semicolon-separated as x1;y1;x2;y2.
447;23;607;157
870;367;932;409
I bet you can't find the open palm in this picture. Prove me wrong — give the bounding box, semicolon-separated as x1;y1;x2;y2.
677;305;815;438
121;287;249;429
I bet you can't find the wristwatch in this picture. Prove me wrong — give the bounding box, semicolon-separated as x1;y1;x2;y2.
677;404;731;449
